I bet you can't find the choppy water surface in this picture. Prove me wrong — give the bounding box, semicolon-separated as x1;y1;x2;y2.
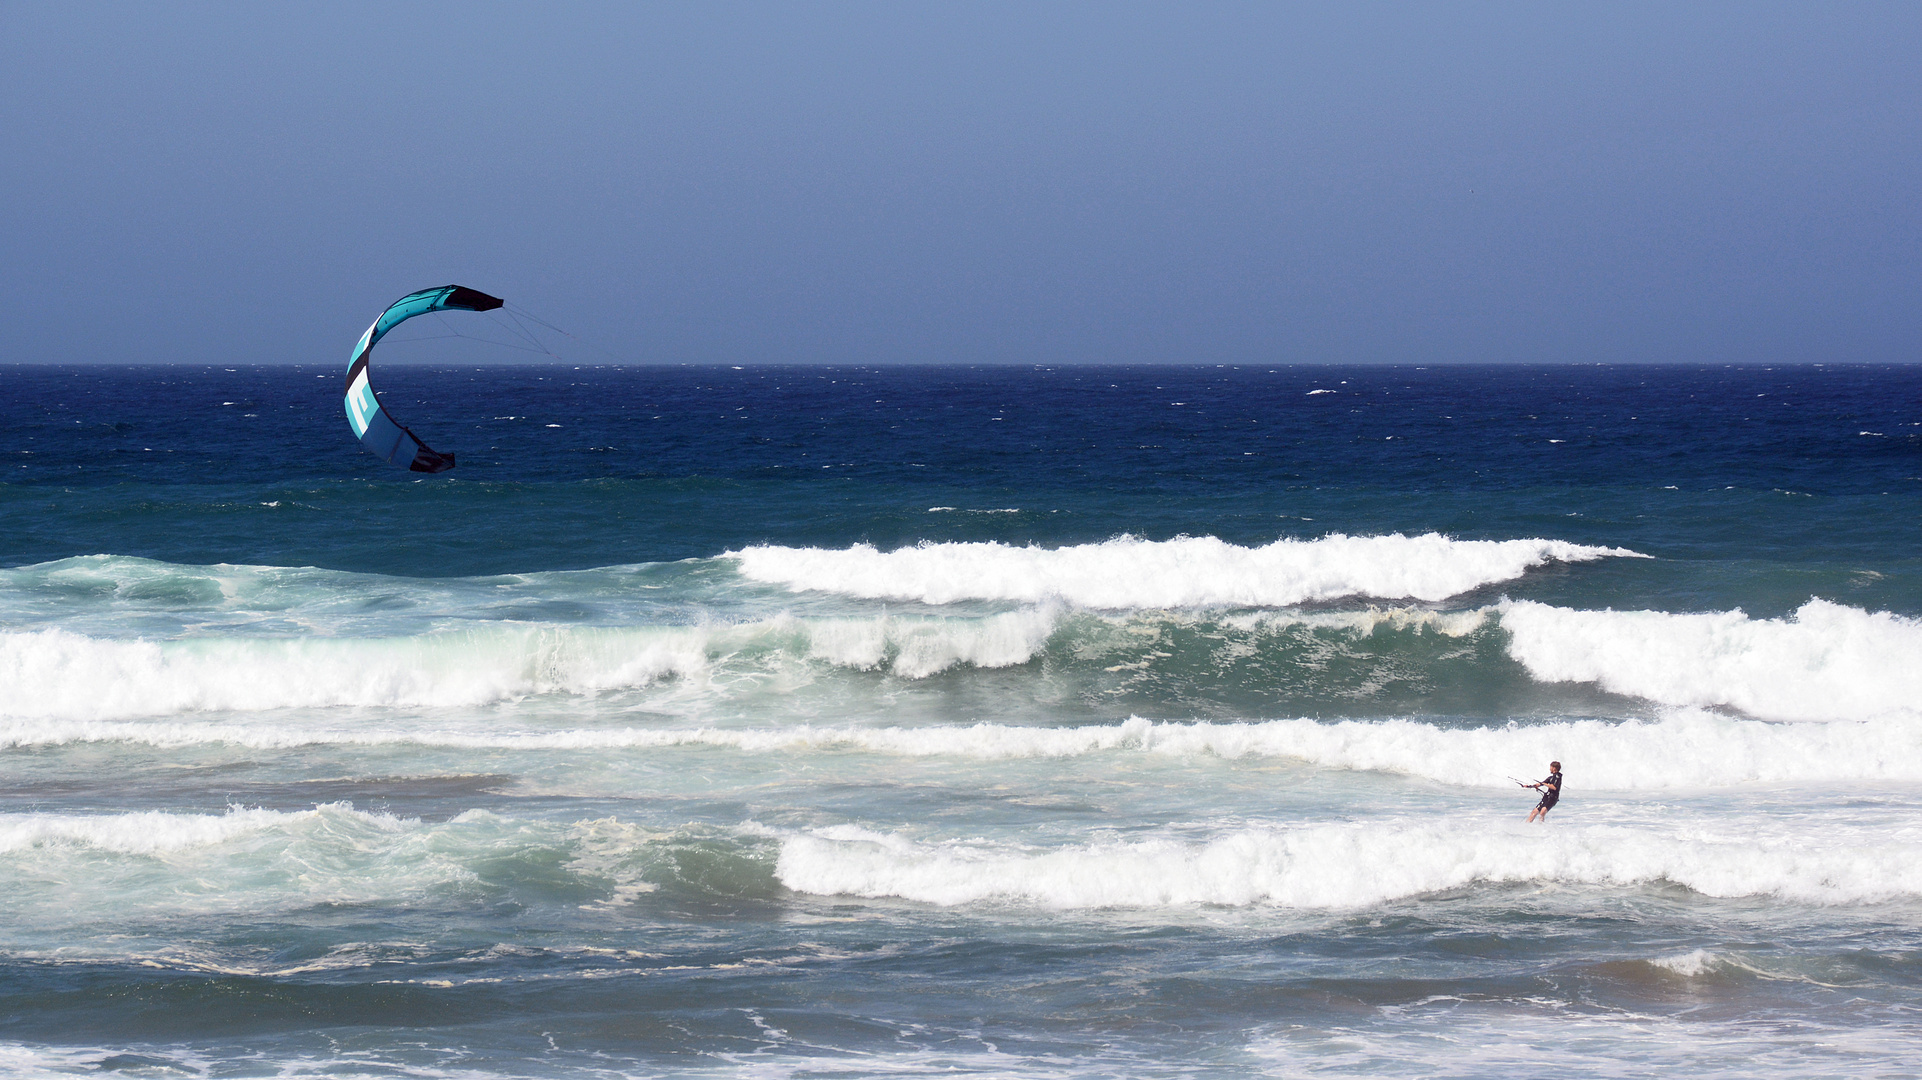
2;363;1919;1078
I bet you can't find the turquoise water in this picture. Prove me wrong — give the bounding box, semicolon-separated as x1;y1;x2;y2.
2;363;1919;1077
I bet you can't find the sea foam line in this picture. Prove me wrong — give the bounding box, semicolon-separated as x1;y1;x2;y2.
728;532;1642;607
10;712;1922;789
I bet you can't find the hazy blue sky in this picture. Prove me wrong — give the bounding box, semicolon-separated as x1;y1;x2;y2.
3;2;1919;365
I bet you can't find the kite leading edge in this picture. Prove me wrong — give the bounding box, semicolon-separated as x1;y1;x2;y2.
343;285;503;473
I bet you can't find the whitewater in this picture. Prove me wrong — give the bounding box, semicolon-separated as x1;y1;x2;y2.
3;363;1919;1079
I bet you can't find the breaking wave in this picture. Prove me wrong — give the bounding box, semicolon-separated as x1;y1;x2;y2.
0;806;314;856
1500;598;1922;722
729;533;1640;607
777;818;1922;909
5;551;1913;731
0;804;778;920
0;609;1059;721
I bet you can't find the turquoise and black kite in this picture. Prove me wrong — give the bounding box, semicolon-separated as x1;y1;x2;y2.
343;285;503;472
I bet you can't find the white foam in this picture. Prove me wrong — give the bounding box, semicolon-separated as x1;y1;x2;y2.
0;1040;1103;1080
777;819;1922;908
0;716;1139;754
15;712;1918;790
1076;710;1922;789
0;609;1058;721
0;806;315;855
1221;605;1492;636
0;625;702;720
0;805;441;926
1244;1001;1922;1080
790;607;1057;679
0;806;701;935
1648;949;1718;977
1500;598;1922;722
0;1046;221;1080
729;533;1641;608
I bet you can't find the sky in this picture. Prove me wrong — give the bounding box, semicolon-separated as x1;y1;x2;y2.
2;1;1919;366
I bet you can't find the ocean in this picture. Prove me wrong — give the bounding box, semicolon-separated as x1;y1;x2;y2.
2;362;1918;1078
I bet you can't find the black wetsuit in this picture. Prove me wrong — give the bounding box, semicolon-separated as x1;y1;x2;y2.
1535;772;1562;810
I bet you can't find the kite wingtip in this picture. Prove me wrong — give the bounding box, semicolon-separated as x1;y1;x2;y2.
444;286;504;312
409;448;457;473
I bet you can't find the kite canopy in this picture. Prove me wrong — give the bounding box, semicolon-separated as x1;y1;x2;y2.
343;285;503;473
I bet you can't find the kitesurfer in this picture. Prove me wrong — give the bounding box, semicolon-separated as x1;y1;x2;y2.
1525;761;1562;823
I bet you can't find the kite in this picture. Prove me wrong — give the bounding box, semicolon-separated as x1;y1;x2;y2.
343;285;503;472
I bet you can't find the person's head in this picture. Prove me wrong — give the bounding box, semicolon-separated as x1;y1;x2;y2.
1550;761;1561;772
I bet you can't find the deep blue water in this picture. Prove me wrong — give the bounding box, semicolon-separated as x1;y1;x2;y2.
2;363;1919;1079
6;364;1919;576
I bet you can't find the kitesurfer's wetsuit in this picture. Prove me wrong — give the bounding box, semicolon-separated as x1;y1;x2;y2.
1535;772;1562;810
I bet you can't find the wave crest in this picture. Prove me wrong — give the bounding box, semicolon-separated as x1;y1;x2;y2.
730;533;1640;608
1500;598;1922;722
777;820;1922;909
0;609;1059;721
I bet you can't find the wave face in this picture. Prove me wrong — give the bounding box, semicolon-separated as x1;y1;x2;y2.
729;533;1641;607
0;804;777;925
0;610;1059;721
